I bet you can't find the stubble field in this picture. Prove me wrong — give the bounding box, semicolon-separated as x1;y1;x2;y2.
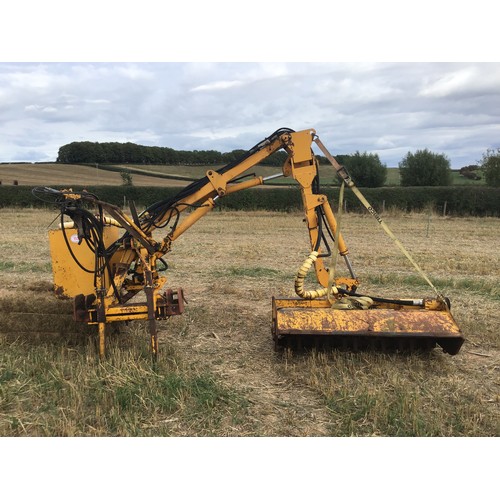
0;207;498;436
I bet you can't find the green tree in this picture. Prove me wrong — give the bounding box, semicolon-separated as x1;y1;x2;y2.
399;149;451;186
120;169;133;186
343;151;387;187
481;148;500;187
222;149;247;164
57;141;97;163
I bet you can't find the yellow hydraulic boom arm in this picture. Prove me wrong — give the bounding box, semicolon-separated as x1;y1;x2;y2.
143;128;356;289
38;128;357;359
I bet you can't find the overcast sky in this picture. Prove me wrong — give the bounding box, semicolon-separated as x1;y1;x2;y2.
2;0;499;169
1;62;499;168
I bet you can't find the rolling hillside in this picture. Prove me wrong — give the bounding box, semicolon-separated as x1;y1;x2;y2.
0;163;192;187
0;162;485;188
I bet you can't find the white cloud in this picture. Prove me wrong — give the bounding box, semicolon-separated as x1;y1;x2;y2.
420;67;478;97
24;104;57;113
190;80;244;92
1;62;499;166
420;64;500;98
84;99;111;104
116;65;154;80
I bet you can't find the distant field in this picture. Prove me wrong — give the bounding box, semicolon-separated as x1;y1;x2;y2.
0;163;190;187
0;162;330;187
385;168;486;186
0;163;487;187
449;170;486;185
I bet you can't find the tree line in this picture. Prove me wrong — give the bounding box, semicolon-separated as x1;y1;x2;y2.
56;141;500;187
341;148;500;188
56;141;328;168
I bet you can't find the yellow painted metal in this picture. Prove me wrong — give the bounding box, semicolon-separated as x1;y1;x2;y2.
273;297;446;311
98;322;106;359
274;306;461;337
206;170;228;196
289;130;316;164
225;176;264;195
287;132;317;188
321;201;348;257
48;225;120;298
61;217;122;229
150;134;291;231
169;198;216;242
272;296;464;354
86;299;178;324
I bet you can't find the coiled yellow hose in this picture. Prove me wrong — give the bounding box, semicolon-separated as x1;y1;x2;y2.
294;250;373;310
294;251;333;300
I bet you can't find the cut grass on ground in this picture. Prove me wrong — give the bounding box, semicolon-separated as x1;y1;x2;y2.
0;208;498;436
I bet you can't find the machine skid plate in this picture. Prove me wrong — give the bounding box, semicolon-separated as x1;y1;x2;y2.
272;297;464;355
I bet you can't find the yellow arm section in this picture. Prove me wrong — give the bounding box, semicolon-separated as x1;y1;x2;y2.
154;128;353;288
51;128;356;306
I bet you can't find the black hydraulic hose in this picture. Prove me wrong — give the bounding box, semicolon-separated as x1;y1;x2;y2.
313;207;322;252
139;128;296;230
60;208;122;302
337;288;423;307
311;168;334;257
60;212;95;274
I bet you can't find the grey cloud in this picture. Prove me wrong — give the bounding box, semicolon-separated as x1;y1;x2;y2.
0;62;499;166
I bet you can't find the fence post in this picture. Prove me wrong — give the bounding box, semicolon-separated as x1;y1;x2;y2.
442;201;447;217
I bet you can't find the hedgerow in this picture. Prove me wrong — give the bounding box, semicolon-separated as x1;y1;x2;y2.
1;185;499;216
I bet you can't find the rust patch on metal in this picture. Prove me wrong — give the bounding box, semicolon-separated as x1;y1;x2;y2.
156;288;186;319
275;308;461;336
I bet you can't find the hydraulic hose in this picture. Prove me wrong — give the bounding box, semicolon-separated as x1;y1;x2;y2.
295;251;330;300
294;251;373;310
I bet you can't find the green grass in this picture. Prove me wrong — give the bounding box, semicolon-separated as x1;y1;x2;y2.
213;266;288;279
450;169;486;185
1;209;499;437
385;168;486;186
0;261;52;273
385;168;401;186
283;351;499;437
110;164;486;187
364;272;500;299
104;164;481;187
376;168;486;187
1;161;488;188
0;328;249;436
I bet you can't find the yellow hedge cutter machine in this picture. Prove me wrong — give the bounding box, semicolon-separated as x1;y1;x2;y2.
34;128;464;360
